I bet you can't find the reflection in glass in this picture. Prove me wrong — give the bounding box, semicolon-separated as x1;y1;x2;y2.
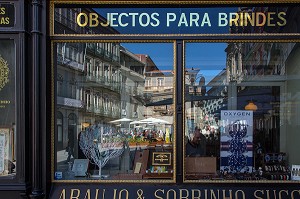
184;42;300;181
54;42;174;181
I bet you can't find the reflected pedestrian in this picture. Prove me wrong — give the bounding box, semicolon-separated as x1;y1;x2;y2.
66;138;74;162
186;128;206;157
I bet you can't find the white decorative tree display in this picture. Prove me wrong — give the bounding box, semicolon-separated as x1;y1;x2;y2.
79;124;125;178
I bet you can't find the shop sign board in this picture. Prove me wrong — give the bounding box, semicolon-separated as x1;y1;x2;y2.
51;3;296;35
0;3;14;28
50;184;300;199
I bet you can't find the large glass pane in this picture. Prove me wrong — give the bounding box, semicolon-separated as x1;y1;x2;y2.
0;40;16;177
184;42;300;182
54;42;175;181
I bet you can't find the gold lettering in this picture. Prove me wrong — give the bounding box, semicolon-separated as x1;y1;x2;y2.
291;190;300;199
5;17;9;24
100;20;109;27
192;189;201;199
77;13;88;27
155;189;164;199
267;12;276;26
279;190;288;199
89;13;99;27
240;12;244;26
84;189;91;199
235;190;246;199
245;12;255;26
0;17;6;24
167;189;176;199
256;12;266;26
277;12;287;26
229;13;239;26
211;189;220;199
0;7;5;15
222;190;233;199
254;190;264;199
70;189;81;199
179;189;189;199
119;189;129;199
59;189;66;199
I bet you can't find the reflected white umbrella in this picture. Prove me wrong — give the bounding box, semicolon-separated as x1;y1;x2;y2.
139;117;157;123
109;118;133;133
152;118;171;124
130;120;147;125
109;118;133;123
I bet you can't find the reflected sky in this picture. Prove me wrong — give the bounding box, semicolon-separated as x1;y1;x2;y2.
186;43;227;83
122;43;226;84
121;43;173;71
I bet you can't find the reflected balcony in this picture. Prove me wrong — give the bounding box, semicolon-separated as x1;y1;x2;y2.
103;108;112;117
94;107;104;115
57;53;84;72
85;43;120;64
57;96;84;108
84;75;122;93
88;106;120;118
95;47;105;56
86;105;94;113
111;109;120;118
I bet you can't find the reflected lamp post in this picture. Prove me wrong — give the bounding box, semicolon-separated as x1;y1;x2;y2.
185;67;204;131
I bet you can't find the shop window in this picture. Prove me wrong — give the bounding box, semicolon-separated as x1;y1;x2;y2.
184;42;300;182
53;42;175;182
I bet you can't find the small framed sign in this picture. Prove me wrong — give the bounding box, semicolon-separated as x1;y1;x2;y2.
72;159;89;177
152;152;172;166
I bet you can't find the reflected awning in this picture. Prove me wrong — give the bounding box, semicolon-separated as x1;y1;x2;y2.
145;95;225;107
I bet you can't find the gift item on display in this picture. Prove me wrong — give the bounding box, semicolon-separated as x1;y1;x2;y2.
291;165;300;181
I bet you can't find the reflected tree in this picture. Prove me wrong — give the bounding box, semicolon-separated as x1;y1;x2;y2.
79;124;125;178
